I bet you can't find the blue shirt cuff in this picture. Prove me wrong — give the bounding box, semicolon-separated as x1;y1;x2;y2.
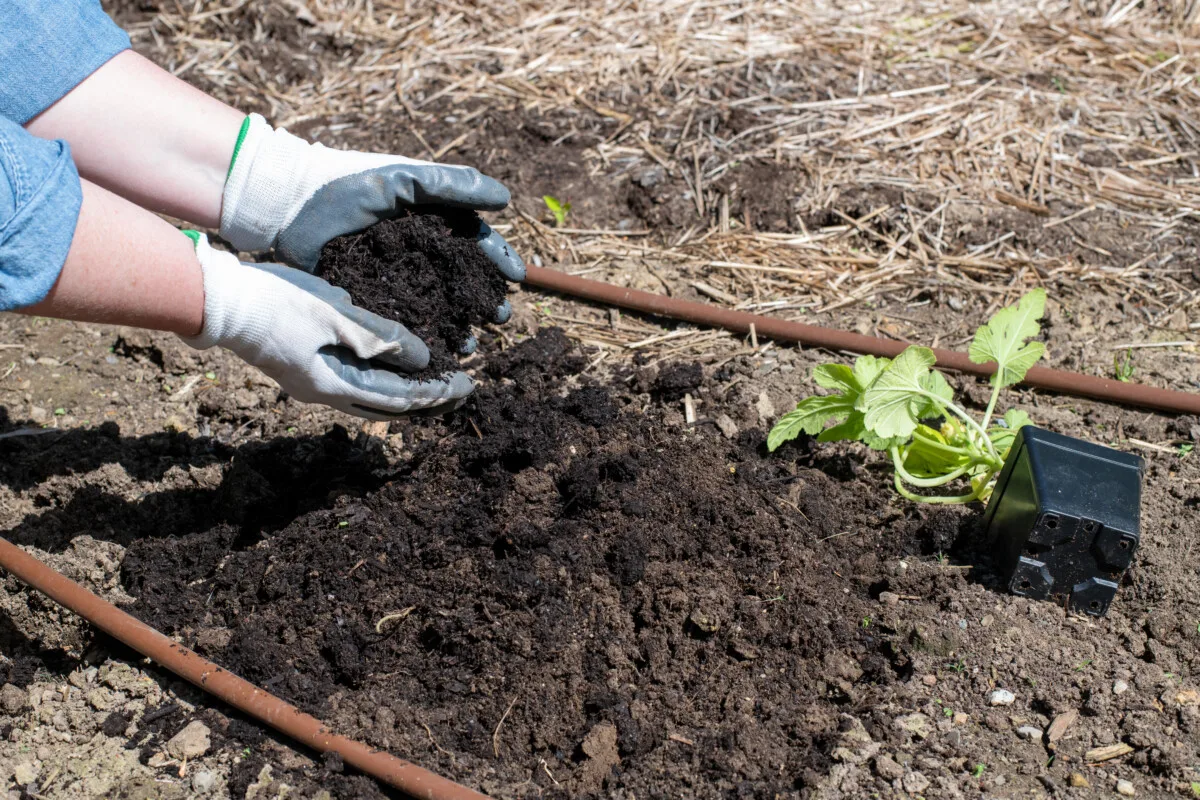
0;1;132;124
0;117;81;310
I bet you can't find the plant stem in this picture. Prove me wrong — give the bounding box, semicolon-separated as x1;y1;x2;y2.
892;473;981;505
980;381;1002;431
891;448;973;488
909;430;972;458
929;395;1001;464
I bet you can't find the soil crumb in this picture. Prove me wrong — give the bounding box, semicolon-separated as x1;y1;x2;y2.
316;210;507;378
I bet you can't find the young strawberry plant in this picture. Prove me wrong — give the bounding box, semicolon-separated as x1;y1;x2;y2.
768;290;1047;504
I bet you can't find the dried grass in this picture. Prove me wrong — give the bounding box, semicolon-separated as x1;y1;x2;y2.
117;0;1200;354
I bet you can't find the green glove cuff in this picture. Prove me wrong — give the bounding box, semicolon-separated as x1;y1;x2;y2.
181;229;201;248
226;116;252;180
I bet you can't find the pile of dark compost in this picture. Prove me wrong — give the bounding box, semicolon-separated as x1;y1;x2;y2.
117;330;959;797
316;209;507;378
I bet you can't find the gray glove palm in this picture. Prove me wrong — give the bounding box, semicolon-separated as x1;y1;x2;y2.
218;113;524;330
184;234;472;420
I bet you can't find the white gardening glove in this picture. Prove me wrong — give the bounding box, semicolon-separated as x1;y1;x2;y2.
219;114;525;299
182;233;473;420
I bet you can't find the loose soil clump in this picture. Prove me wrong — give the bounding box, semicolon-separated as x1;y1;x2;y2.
118;330;947;797
316;210;507;378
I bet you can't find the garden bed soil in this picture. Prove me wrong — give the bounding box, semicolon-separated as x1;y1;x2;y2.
1;3;1197;796
316;210;508;379
96;330;1200;799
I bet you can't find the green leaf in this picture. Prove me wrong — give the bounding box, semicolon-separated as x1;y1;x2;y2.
543;195;570;227
858;346;938;440
988;428;1016;456
917;369;954;419
813;364;857;393
852;354;892;387
862;431;908;451
968;289;1047;388
774;356;896;452
767;395;853;452
989;409;1033;458
818;415;865;444
1002;409;1031;430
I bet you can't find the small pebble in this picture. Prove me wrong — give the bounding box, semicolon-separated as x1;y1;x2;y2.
714;414;739;439
1113;679;1129;695
1068;773;1090;788
12;763;36;786
901;771;930;794
192;770;217;793
874;754;905;781
895;713;931;739
1016;725;1043;740
1116;778;1135;796
922;674;937;687
0;684;27;715
953;712;969;725
957;619;968;629
878;591;900;606
981;614;994;627
990;689;1016;706
166;720;212;759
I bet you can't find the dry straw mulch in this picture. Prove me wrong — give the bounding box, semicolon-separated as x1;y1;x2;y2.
119;0;1200;351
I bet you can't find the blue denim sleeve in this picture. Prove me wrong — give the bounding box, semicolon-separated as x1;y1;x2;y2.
0;0;131;124
0;116;81;310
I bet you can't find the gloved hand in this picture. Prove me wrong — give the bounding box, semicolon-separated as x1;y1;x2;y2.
218;113;524;325
182;233;473;420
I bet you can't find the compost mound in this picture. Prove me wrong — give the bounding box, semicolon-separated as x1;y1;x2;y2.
316;210;507;378
121;330;953;798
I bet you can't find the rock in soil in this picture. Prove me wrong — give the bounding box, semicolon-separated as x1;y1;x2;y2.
1047;709;1078;744
896;713;932;739
874;754;905;781
990;688;1016;706
316;209;507;378
902;770;930;794
192;769;218;793
0;682;27;714
166;720;212;759
1116;778;1136;795
12;762;37;786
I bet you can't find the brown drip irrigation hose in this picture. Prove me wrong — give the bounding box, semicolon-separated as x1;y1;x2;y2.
524;265;1200;415
0;536;488;800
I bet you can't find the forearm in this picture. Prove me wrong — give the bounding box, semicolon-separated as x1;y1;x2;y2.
20;180;205;336
24;50;243;228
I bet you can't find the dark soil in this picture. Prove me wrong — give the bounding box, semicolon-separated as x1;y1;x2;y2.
116;329;971;797
316;210;507;378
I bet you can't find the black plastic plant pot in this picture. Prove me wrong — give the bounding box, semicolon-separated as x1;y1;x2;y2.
983;426;1144;617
